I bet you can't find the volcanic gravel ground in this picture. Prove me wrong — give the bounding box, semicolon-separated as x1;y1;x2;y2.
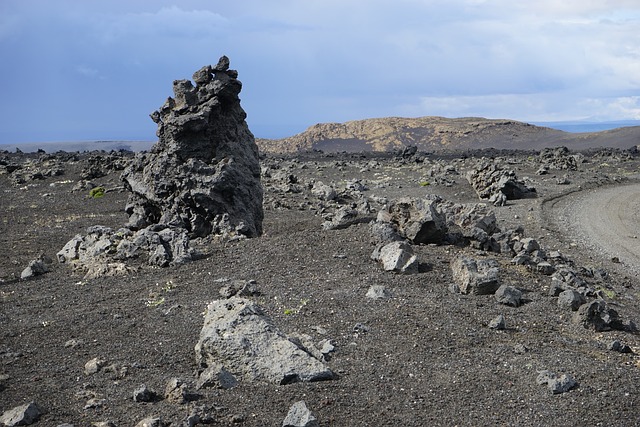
1;149;640;426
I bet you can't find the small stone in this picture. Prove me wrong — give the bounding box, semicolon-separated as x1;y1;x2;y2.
514;343;528;354
549;374;578;394
557;289;585;311
608;340;633;353
536;370;578;394
365;285;392;300
536;370;555;385
84;357;107;375
282;401;319;427
84;398;106;410
133;384;158;402
536;261;555;275
196;364;238;390
488;314;506;330
494;285;522;307
135;417;168;427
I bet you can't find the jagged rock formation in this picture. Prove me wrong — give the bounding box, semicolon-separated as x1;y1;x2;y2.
122;56;263;238
57;56;263;277
466;162;536;201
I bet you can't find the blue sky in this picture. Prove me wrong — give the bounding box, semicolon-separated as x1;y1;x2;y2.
1;0;639;143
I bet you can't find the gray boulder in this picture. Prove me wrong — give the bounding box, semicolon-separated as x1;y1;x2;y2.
451;255;500;295
282;401;319;427
57;224;194;277
366;285;392;300
488;314;506;330
20;258;48;279
0;402;44;426
195;297;334;385
121;56;263;238
557;289;586;311
494;285;522;307
573;300;624;331
377;197;446;244
466;162;536;200
311;181;336;201
371;241;419;273
536;370;578;394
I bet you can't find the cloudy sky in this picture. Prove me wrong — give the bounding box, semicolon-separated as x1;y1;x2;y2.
1;0;639;143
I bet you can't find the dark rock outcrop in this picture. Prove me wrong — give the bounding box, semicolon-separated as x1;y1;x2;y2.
466;162;536;201
121;56;263;238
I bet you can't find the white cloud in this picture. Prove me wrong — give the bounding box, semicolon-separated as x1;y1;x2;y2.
97;6;228;44
399;93;640;122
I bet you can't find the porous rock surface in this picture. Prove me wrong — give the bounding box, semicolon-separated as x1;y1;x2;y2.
121;56;263;238
195;297;334;385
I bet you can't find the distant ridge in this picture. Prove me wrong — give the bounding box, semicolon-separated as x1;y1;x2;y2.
0;140;154;153
257;116;640;153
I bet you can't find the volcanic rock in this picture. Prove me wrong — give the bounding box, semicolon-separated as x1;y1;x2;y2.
121;56;263;238
466;161;536;200
195;297;334;385
451;255;500;295
371;241;419;273
0;401;44;426
573;300;624;331
376;197;446;244
282;401;319;427
495;284;522;307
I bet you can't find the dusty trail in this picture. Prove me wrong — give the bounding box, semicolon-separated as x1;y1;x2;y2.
544;183;640;273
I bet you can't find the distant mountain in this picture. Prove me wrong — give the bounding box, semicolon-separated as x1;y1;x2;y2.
256;116;640;153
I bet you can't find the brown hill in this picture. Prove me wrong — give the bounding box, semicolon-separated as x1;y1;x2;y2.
256;116;640;153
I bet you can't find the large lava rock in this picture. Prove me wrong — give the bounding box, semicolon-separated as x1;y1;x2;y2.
466;162;535;201
195;297;334;385
121;56;263;238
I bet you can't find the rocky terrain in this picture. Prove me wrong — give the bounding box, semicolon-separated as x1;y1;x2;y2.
256;116;640;153
2;57;640;426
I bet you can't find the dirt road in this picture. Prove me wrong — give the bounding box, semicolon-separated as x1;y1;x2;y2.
544;182;640;273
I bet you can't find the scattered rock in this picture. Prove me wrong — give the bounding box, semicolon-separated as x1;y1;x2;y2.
133;384;159;402
539;146;579;171
195;297;334;384
369;221;403;244
573;300;624;331
311;181;337;201
282;401;319;427
488;314;506;330
134;417;168;427
0;401;44;426
164;378;197;404
494;284;522;307
376;197;446;244
451;255;500;295
371;241;419;273
536;370;578;394
20;258;49;279
557;290;586;311
608;340;633;353
466;162;536;200
218;279;259;298
196;363;238;390
322;206;365;230
366;285;392;300
84;357;107;375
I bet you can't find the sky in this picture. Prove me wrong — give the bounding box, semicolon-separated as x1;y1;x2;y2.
1;0;640;144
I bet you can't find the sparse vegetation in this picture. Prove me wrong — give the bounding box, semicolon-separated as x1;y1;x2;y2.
89;186;105;198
